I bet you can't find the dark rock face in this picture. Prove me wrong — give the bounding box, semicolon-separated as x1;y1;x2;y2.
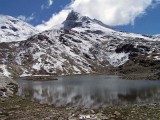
10;27;18;32
65;11;80;21
85;30;104;35
137;45;150;52
83;53;91;59
138;59;160;67
63;11;93;30
64;11;83;30
115;44;139;53
129;52;139;59
64;21;82;30
115;43;153;60
1;26;7;29
0;88;7;92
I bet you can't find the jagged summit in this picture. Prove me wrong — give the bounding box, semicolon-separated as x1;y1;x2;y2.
52;11;112;31
65;11;80;21
65;11;91;22
0;14;39;42
62;11;93;30
65;11;112;28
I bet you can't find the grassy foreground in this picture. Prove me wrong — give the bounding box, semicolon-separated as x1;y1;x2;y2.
1;95;160;120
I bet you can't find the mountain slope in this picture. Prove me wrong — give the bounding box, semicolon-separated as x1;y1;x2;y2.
0;15;39;42
0;11;159;79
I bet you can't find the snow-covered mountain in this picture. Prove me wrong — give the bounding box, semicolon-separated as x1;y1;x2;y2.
0;11;159;77
55;11;159;41
0;15;39;42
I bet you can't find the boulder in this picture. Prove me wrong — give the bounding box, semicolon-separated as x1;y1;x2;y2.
0;72;18;98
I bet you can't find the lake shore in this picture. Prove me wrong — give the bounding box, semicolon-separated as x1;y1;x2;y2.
15;60;160;81
1;95;160;120
19;75;58;81
1;73;160;119
15;69;160;81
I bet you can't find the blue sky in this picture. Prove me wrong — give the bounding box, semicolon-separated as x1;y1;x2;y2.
116;5;160;35
0;0;160;34
0;0;71;25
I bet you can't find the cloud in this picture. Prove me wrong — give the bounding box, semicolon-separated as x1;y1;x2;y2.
17;13;35;22
70;0;153;26
48;0;53;6
41;0;53;10
36;9;70;31
36;0;159;31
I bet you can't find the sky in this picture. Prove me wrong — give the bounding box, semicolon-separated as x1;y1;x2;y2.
0;0;160;35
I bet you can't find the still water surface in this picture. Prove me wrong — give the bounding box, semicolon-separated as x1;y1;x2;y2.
17;75;160;107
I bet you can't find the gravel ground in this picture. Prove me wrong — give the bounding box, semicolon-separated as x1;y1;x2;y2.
1;95;160;120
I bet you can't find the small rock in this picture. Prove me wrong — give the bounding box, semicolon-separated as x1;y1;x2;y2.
14;105;20;109
91;110;95;114
68;113;76;119
1;98;5;102
79;114;97;120
0;91;4;96
0;88;7;92
0;109;3;114
131;110;136;113
44;116;51;120
114;111;121;116
110;114;116;118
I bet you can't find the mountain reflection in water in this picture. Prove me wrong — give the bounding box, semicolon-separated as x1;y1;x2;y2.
17;75;160;107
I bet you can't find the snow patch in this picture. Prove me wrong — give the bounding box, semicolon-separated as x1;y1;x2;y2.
154;56;160;61
0;65;11;77
79;114;97;119
108;52;129;67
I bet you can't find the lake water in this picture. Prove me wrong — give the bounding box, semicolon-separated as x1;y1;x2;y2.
17;75;160;108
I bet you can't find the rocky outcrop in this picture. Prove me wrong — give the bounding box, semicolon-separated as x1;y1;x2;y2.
0;73;18;98
116;54;160;80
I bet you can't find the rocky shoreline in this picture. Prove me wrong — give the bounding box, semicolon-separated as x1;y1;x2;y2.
1;95;160;120
1;72;160;119
0;74;160;120
20;75;58;81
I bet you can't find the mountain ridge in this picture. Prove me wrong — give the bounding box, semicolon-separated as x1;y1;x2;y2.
0;11;159;79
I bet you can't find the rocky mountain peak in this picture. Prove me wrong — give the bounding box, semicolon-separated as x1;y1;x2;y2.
62;11;93;30
65;11;80;21
65;11;91;22
55;11;112;31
